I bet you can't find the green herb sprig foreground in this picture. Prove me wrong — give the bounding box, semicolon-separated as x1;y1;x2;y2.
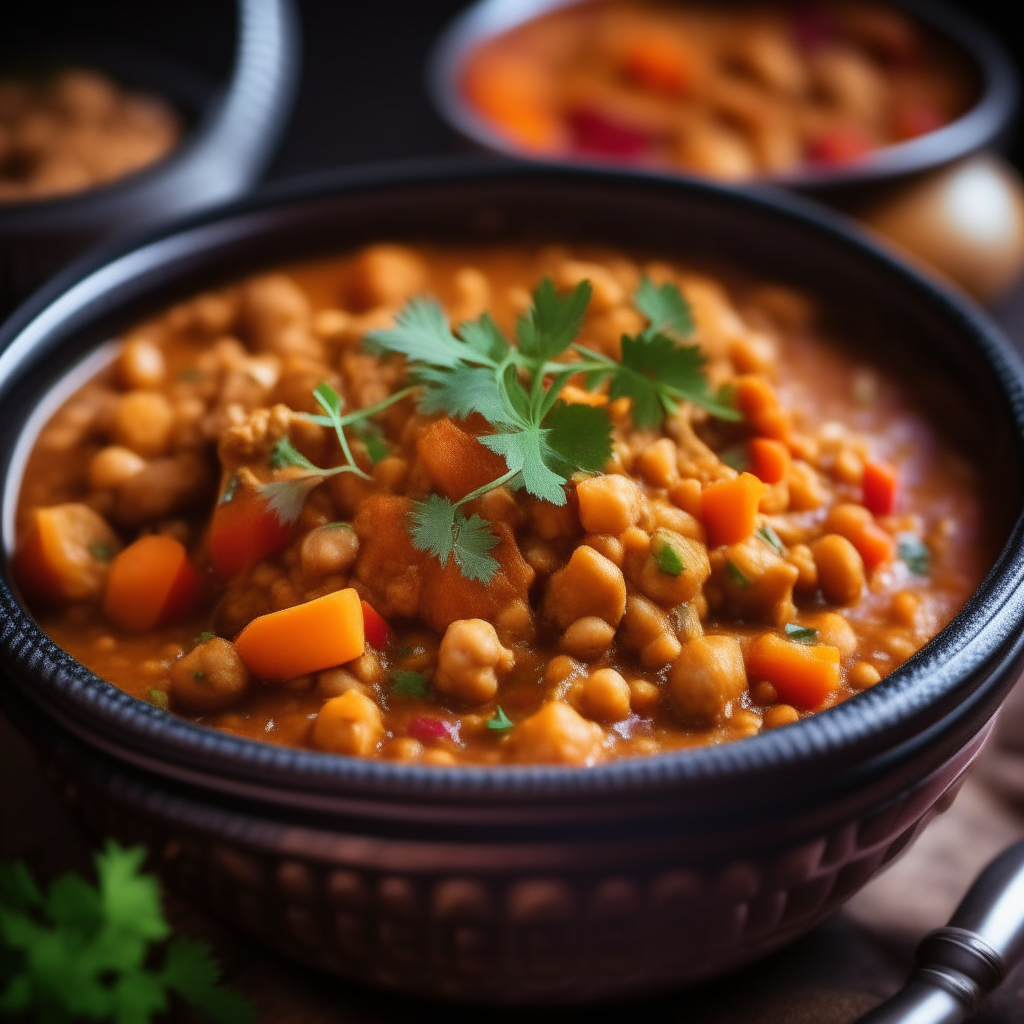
0;842;253;1024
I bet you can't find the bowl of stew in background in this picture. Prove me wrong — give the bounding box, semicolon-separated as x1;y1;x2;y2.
0;0;298;317
430;0;1016;190
1;160;1024;1002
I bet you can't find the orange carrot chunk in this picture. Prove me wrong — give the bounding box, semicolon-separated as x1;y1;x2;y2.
855;521;897;571
701;472;767;548
234;588;365;680
746;633;841;710
735;376;790;441
103;535;202;631
862;460;898;516
416;417;508;502
622;34;692;95
749;438;791;485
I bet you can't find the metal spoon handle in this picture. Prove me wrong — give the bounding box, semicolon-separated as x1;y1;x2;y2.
857;839;1024;1023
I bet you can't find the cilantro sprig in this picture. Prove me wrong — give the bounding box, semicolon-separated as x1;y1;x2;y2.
0;842;253;1024
251;381;415;525
367;275;732;581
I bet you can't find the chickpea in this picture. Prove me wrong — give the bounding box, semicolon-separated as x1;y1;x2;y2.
170;639;250;714
850;662;882;689
804;611;858;659
116;337;166;389
544;654;581;687
634;530;711;608
544;546;627;630
763;704;800;729
580;669;631;722
628;680;661;713
347;651;387;687
787;543;818;591
812;534;865;605
637;438;679;488
669;478;703;518
670;635;747;725
560;616;616;661
451;266;491;323
348;244;428;311
554;260;624;312
300;524;359;580
584;533;625;567
891;590;920;628
240;274;310;352
576;475;643;535
111;391;174;457
89;445;146;491
510;701;604;765
317;668;364;697
311;690;384;756
650;503;705;542
621;595;681;669
434;619;514;706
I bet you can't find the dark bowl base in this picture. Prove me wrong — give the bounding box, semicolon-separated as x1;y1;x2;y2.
9;684;991;1003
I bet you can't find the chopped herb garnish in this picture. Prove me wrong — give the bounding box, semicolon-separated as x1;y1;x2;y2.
719;447;748;472
353;421;389;465
756;524;786;556
193;631;217;646
89;542;114;562
192;671;206;680
784;623;818;645
178;366;203;382
655;539;686;576
219;474;239;505
147;688;169;710
897;533;930;576
726;560;751;588
487;706;514;731
396;646;414;658
391;670;430;697
362;276;734;582
268;436;319;472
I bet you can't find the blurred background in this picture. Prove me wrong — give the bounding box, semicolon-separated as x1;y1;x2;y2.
6;0;1021;178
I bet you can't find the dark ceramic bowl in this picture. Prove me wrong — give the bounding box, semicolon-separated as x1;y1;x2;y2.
2;161;1024;1003
428;0;1018;194
0;0;299;315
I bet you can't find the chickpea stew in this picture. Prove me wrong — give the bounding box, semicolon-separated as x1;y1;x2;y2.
13;243;992;766
461;1;976;180
0;68;180;203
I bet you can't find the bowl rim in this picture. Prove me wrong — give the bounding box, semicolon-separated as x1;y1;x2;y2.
425;0;1020;191
2;157;1024;804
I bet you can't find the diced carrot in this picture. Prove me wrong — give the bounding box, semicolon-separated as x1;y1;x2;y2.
701;472;767;548
734;376;790;441
462;57;561;151
416;418;508;502
749;438;791;485
862;460;898;516
622;34;692;95
854;521;896;571
103;535;202;631
361;600;389;649
209;483;294;581
234;588;365;680
15;503;122;607
745;633;841;710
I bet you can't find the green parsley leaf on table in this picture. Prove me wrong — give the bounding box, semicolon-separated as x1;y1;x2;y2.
0;841;253;1024
784;623;818;645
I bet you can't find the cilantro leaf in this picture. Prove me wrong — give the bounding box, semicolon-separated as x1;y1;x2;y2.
257;476;324;525
147;689;169;710
416;364;508;423
656;541;685;576
634;276;694;338
89;542;115;562
481;427;568;505
458;311;510;362
408;494;500;583
726;560;751;588
0;842;252;1024
487;707;514;731
756;524;785;556
516;278;591;364
312;380;343;418
194;631;217;645
353;422;389;465
269;436;319;472
391;670;430;697
897;533;930;576
366;297;486;368
719;446;748;472
785;624;818;645
543;402;613;475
